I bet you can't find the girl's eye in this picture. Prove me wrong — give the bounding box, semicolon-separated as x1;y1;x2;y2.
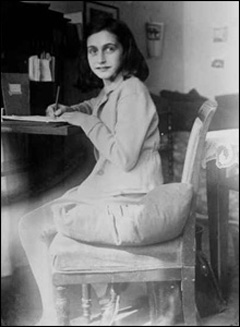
105;46;116;53
88;48;97;56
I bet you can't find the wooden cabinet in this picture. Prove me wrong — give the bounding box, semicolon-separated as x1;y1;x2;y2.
1;1;67;74
1;1;81;201
1;0;78;112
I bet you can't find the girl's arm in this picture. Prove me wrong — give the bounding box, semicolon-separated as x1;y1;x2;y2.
70;98;97;115
46;98;97;117
78;91;158;171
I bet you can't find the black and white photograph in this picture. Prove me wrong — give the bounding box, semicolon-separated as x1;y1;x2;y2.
1;1;239;326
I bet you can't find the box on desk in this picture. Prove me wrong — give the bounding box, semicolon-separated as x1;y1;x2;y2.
1;73;57;116
30;81;56;115
1;73;30;115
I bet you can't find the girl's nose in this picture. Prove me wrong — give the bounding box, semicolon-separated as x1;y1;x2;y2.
98;51;106;63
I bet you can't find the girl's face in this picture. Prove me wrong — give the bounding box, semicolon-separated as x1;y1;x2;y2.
87;30;123;84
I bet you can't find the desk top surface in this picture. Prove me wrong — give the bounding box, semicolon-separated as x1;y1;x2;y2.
206;129;239;145
1;120;82;136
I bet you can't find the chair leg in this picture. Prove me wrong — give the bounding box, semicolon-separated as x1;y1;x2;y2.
147;282;181;326
181;268;199;326
146;282;158;324
55;286;70;326
82;284;92;324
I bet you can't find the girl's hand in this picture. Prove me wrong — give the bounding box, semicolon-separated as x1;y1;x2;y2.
46;104;71;118
61;111;88;126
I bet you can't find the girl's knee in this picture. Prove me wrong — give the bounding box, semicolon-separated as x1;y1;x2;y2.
19;213;32;234
18;208;55;240
18;213;38;241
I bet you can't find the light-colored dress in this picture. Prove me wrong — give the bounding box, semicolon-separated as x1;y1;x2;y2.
57;75;163;201
50;76;164;243
29;76;164;244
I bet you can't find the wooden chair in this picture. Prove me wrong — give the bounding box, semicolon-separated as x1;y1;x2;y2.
151;93;174;183
47;100;217;326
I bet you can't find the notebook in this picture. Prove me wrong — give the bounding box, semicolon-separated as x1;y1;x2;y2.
1;73;30;115
2;114;67;124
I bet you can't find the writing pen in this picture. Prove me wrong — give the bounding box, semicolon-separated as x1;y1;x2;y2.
54;85;61;115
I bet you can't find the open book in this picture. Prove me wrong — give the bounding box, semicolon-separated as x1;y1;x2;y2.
2;115;67;124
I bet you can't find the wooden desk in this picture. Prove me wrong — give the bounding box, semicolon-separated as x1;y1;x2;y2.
203;129;239;297
1;120;84;202
1;120;82;136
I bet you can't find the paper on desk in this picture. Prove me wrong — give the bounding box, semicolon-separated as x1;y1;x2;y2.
2;115;66;123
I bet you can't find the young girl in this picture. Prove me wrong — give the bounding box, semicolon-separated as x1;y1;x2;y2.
19;17;164;326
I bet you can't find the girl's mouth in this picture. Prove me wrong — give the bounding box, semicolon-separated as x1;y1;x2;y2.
97;67;110;71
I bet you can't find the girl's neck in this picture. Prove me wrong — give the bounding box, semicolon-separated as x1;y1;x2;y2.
103;73;123;92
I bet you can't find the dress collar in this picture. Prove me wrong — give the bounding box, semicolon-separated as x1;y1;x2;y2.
103;74;124;96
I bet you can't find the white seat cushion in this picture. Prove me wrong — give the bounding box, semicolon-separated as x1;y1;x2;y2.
50;233;183;274
52;183;193;246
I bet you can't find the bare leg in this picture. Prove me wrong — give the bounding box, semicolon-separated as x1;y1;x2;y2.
18;203;58;326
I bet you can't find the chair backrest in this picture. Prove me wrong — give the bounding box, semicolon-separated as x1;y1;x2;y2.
181;99;217;265
181;100;217;193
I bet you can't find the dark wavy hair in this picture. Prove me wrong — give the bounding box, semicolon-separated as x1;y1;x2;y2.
76;17;149;92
